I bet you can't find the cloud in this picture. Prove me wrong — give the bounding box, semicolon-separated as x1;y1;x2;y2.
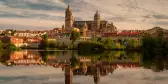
0;18;63;30
1;0;67;11
1;66;168;84
0;0;168;30
152;15;168;20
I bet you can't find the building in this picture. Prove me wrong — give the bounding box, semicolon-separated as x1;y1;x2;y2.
8;50;43;65
0;30;4;34
25;37;42;48
0;36;24;47
64;5;116;33
14;30;46;37
65;5;74;32
103;30;143;40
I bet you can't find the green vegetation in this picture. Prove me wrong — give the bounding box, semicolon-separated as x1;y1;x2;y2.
77;37;141;54
0;40;3;51
39;34;68;50
141;31;168;71
70;30;80;49
48;40;57;48
77;41;105;54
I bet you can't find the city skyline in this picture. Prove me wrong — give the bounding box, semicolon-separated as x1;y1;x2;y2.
0;0;168;30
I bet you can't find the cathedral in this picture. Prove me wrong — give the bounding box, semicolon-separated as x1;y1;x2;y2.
64;5;117;33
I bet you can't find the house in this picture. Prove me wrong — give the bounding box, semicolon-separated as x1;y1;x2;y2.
14;30;46;37
8;50;43;65
0;36;24;47
25;37;42;48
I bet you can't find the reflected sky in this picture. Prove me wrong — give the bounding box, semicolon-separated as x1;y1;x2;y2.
0;66;168;84
0;50;168;84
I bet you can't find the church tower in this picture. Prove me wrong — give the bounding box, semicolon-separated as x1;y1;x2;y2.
94;11;100;31
62;24;65;33
82;22;88;41
65;5;73;32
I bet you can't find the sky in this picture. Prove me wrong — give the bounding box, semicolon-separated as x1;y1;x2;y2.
1;66;168;84
0;0;168;30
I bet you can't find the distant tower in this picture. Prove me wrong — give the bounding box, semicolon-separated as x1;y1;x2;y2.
82;22;88;41
62;25;65;33
65;5;73;32
94;11;101;31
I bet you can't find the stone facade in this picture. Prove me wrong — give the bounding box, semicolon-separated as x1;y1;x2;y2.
65;5;73;32
64;5;116;33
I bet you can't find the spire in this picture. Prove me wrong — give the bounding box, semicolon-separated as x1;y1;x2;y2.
65;4;72;17
95;10;100;16
62;24;64;29
83;22;88;31
68;4;70;9
84;22;87;28
94;10;100;20
66;4;71;11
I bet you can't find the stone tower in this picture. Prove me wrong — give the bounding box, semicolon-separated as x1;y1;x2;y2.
94;11;100;31
82;22;88;41
65;5;73;32
62;24;64;33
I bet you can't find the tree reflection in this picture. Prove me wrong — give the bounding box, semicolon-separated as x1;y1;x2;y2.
142;49;168;72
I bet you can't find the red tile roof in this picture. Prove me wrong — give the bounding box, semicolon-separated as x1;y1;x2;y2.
103;31;142;37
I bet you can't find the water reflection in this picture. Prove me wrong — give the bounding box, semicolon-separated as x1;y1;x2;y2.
0;50;168;84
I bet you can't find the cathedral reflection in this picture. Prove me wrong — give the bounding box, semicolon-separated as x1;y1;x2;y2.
68;59;140;84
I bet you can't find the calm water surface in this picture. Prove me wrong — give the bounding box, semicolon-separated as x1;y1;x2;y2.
0;50;168;84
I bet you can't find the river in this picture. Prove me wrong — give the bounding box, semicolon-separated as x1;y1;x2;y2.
0;50;168;84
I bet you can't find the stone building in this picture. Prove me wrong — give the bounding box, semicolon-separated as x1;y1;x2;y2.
64;5;116;33
65;5;74;32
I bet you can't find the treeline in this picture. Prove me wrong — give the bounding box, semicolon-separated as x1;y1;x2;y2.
39;40;68;50
141;31;168;71
38;34;68;50
77;37;141;54
142;33;168;51
0;40;20;51
0;40;20;62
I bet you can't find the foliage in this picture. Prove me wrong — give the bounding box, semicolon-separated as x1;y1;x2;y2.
70;51;79;67
42;34;48;40
77;41;105;54
70;30;80;47
48;40;57;48
39;34;50;50
141;32;166;50
6;43;18;51
127;39;140;48
103;38;116;49
4;29;16;36
59;43;68;50
39;40;48;50
0;40;3;51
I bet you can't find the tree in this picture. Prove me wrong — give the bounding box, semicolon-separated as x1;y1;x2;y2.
39;40;48;50
70;51;79;68
70;30;80;48
39;34;49;50
103;38;116;49
6;43;17;51
0;40;3;51
127;39;140;48
42;34;48;40
48;40;57;48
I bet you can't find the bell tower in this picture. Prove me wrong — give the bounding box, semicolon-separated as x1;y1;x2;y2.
94;10;101;31
65;5;73;32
